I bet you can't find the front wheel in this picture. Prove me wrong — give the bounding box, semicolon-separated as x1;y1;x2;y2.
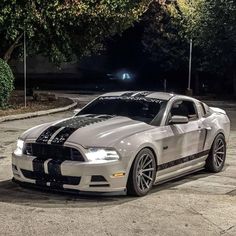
205;134;226;173
127;148;156;197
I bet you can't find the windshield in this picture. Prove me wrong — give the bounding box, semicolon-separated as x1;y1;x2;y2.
77;96;167;124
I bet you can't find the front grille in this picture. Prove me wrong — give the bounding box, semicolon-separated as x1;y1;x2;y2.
24;143;84;162
21;169;81;186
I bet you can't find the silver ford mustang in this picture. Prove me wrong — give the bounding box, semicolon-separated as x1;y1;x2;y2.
12;91;230;196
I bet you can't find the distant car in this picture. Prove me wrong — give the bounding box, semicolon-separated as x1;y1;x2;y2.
12;91;230;196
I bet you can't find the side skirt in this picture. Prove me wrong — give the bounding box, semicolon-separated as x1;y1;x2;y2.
154;166;205;186
154;158;207;184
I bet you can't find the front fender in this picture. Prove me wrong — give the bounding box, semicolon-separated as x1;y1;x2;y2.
114;135;161;182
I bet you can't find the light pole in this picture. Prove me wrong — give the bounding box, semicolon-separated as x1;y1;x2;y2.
188;39;193;91
24;30;27;108
163;79;167;92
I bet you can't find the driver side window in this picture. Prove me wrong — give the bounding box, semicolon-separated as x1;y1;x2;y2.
167;100;198;124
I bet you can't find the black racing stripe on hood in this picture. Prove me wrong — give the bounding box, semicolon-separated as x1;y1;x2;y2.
36;126;61;144
50;116;112;145
51;127;76;145
54;116;112;129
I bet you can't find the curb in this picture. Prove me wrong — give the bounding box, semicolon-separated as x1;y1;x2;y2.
0;99;77;123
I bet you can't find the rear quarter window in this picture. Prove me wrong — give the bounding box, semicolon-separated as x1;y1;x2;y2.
199;103;206;117
200;102;212;117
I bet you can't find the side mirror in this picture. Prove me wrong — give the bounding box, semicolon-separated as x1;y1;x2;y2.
73;108;81;115
169;115;189;125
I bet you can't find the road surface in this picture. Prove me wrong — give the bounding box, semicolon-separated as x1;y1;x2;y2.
0;96;235;236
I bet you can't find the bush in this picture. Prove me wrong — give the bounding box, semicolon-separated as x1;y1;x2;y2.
0;59;14;108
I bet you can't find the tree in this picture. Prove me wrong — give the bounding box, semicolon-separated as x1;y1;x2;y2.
142;1;188;77
142;0;236;94
0;59;14;108
0;0;152;64
174;0;236;93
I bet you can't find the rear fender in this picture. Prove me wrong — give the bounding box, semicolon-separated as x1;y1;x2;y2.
210;107;226;115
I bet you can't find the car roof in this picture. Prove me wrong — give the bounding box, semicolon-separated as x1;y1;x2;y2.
100;91;195;101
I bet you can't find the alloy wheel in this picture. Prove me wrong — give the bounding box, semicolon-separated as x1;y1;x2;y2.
213;138;226;168
136;153;155;192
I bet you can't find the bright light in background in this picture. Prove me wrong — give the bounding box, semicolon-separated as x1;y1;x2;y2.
122;73;131;80
107;69;135;82
117;69;135;82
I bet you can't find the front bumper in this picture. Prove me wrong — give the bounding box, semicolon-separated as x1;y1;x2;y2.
12;153;127;195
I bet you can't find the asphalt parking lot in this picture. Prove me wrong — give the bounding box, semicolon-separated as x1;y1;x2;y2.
0;99;235;236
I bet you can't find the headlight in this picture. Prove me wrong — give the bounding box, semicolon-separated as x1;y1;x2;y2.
14;139;24;156
85;148;120;163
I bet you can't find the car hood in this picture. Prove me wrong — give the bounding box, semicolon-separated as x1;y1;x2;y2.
22;115;153;147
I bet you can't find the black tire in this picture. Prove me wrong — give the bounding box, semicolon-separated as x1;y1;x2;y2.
205;134;226;173
127;148;156;197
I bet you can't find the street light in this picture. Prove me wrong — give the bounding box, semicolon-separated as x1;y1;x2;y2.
188;39;193;91
24;30;27;108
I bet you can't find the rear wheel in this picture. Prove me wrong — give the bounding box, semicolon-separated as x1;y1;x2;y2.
205;134;226;173
127;148;156;197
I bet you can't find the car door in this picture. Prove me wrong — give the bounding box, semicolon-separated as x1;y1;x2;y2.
158;99;205;169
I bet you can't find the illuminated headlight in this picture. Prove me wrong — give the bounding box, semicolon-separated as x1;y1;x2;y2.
85;148;120;163
14;139;24;156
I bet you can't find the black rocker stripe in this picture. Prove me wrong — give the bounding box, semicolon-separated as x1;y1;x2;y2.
36;126;61;144
32;158;46;186
157;150;210;171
